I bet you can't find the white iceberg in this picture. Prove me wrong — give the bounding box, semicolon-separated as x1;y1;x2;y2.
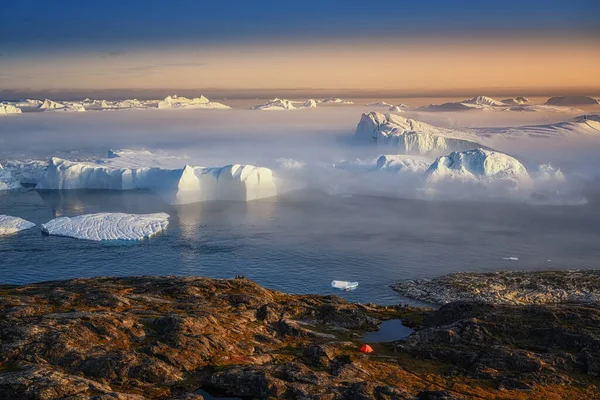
318;98;354;104
425;149;530;184
462;96;506;107
41;212;169;241
302;99;317;108
0;104;22;115
375;155;432;173
355;112;484;155
157;95;230;110
535;163;565;183
501;96;530;105
0;215;36;235
365;101;394;108
331;280;359;290
35;151;278;205
477;114;600;138
0;160;47;186
39;99;66;110
251;98;296;110
0;163;21;190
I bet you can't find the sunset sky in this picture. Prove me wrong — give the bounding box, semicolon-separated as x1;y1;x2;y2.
1;0;599;95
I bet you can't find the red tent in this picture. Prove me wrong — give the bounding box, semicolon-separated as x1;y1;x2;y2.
359;344;373;353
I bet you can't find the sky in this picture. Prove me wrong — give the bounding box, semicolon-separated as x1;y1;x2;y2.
1;0;599;95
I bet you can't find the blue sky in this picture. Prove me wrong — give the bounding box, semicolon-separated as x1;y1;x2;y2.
2;0;598;53
1;1;598;92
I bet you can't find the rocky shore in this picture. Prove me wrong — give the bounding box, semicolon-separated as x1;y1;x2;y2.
0;276;598;399
391;270;600;305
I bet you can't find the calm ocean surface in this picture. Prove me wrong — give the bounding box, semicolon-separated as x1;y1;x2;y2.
2;188;600;305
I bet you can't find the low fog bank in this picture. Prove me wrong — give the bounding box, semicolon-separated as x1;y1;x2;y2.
1;107;600;205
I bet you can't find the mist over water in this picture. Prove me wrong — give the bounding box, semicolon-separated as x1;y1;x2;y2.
1;104;600;303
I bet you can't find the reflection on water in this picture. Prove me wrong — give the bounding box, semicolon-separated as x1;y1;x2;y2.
1;189;600;305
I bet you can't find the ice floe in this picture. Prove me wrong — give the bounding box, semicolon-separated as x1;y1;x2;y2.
0;163;21;190
41;212;169;241
0;215;36;235
0;104;22;115
251;98;296;110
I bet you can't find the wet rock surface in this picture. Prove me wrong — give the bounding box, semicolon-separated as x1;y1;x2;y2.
0;276;598;399
392;269;600;305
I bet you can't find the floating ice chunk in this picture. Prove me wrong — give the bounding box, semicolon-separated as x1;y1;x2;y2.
0;104;22;115
317;98;354;104
0;160;47;185
425;149;530;184
0;163;21;190
366;101;393;107
502;257;519;261
0;215;36;235
331;280;359;290
157;95;230;110
501;96;530;105
41;212;170;241
302;99;317;108
252;98;296;110
375;155;431;173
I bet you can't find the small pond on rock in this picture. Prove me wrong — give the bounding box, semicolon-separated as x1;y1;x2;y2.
363;319;414;343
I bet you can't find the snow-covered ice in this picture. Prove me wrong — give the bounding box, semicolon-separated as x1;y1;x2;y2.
365;101;394;108
0;160;47;185
0;104;22;115
0;164;21;190
317;98;354;104
41;212;170;241
375;155;432;173
0;215;36;235
501;96;530;105
355;112;484;154
251;98;296;110
157;95;230;110
425;149;530;184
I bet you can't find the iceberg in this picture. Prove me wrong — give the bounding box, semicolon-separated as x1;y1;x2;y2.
41;212;169;241
0;104;22;115
545;96;599;106
317;98;354;104
302;99;317;108
157;95;230;110
462;96;506;107
35;152;277;205
331;280;359;291
375;155;432;173
0;164;21;190
251;98;296;110
425;149;530;184
0;160;47;186
501;96;530;105
0;215;36;235
365;101;393;108
355;112;485;155
476;114;600;138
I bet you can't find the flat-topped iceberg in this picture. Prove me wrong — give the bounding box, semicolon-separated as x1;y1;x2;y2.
41;212;169;241
545;96;599;106
355;112;484;155
425;149;530;183
365;101;393;108
317;98;354;104
36;152;277;205
157;95;230;110
0;215;36;235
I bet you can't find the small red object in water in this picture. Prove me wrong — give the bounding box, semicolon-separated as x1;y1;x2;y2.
359;344;373;353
